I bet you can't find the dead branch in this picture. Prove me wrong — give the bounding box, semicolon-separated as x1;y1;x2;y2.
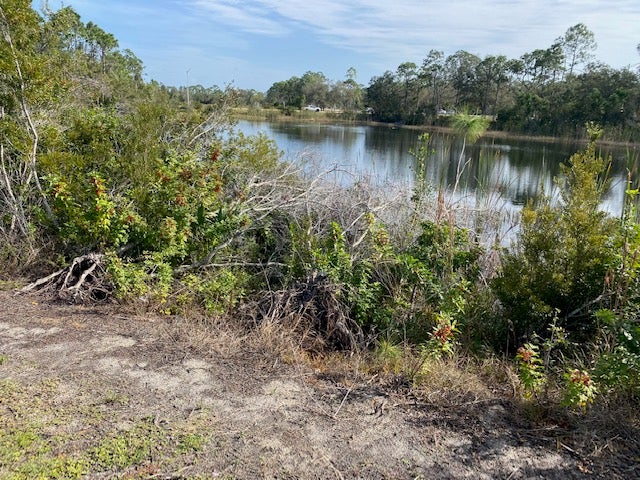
18;267;66;293
19;253;112;303
245;272;364;352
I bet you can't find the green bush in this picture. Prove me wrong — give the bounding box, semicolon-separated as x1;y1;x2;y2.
286;211;483;347
493;124;620;346
592;309;640;398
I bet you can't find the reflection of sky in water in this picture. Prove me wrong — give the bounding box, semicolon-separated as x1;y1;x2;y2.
238;121;416;184
237;120;640;222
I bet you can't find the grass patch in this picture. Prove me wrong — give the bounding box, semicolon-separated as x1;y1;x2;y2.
0;378;216;479
177;432;209;454
99;390;130;406
0;280;23;291
91;417;163;470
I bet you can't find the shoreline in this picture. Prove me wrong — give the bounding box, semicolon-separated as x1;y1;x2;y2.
232;109;640;149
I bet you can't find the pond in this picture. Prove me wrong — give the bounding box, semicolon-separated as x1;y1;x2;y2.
236;119;640;233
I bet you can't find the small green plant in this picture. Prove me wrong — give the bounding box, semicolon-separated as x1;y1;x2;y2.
562;369;597;411
425;312;459;358
176;433;208;454
100;390;129;406
91;419;162;470
174;269;248;315
515;343;546;398
591;309;640;397
594;345;640;397
409;133;433;209
0;280;22;291
374;339;403;373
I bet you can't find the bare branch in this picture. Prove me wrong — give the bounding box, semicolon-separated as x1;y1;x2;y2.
0;6;56;227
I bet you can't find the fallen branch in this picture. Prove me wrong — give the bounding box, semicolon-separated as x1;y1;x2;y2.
247;272;364;352
19;253;112;302
18;267;66;293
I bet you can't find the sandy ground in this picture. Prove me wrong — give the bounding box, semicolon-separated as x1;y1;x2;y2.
0;290;637;479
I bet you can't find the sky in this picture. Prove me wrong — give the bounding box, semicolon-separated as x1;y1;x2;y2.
35;0;640;92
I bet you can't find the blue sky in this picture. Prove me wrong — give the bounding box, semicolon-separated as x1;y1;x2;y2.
37;1;640;91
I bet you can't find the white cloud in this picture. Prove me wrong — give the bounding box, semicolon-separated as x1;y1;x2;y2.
191;0;288;35
190;0;640;67
60;0;640;89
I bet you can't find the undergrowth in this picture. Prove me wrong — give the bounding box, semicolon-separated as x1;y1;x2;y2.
1;10;638;415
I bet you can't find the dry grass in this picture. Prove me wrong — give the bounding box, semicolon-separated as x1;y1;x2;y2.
3;288;637;478
144;292;508;412
0;233;58;282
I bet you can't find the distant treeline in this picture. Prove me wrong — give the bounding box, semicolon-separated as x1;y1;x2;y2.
232;24;639;141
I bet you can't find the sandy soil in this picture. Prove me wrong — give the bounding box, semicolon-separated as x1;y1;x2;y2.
0;290;637;479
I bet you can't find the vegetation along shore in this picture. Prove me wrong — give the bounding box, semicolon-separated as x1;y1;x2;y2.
1;2;639;478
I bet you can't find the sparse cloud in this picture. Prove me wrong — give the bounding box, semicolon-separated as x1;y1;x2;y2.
191;0;288;35
189;0;640;70
46;0;640;89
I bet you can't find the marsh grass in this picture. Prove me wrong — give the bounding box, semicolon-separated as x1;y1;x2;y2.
232;106;369;125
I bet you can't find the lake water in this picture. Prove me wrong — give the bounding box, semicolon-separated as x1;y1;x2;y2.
236;119;640;228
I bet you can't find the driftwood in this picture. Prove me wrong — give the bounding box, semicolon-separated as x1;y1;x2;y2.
20;253;112;302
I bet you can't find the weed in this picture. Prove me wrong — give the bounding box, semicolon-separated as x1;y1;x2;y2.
100;390;129;406
562;369;597;411
425;311;459;358
515;343;546;398
177;432;208;453
0;280;21;291
374;339;403;373
91;421;160;470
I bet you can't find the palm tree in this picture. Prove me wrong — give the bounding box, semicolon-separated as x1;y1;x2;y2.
451;112;490;147
439;113;491;221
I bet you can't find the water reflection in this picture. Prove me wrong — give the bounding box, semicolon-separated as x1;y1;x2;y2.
237;120;640;218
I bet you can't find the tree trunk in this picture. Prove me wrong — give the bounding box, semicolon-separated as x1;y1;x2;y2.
1;8;57;228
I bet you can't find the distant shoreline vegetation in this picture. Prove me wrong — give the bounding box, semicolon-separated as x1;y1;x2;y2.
230;107;640;148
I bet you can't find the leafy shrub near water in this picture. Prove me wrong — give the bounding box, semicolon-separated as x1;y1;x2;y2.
289;215;482;345
492;124;621;347
491;124;640;401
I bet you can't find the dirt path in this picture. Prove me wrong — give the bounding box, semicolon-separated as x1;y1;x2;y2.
0;291;635;479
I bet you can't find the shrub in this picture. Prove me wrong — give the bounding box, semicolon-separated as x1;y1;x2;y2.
493;124;620;347
562;369;597;411
516;343;546;398
592;309;640;398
